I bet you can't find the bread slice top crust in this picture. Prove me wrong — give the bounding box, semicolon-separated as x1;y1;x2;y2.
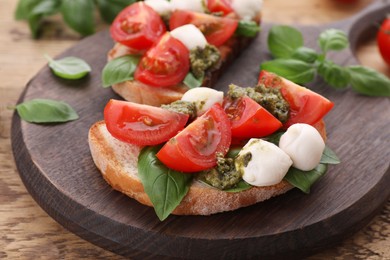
88;121;294;216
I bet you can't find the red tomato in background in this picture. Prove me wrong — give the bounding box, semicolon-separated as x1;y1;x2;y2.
224;96;282;138
207;0;234;15
169;10;238;47
377;17;390;66
104;99;189;146
157;104;231;173
134;33;190;87
110;2;166;51
258;71;334;128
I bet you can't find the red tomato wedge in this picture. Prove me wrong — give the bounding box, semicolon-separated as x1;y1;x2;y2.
207;0;234;15
110;2;167;51
157;104;231;173
224;96;282;138
377;18;390;66
104;99;189;146
258;70;334;128
169;10;238;47
134;33;190;87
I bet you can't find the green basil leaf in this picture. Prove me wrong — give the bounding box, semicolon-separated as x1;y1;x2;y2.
138;146;193;221
318;29;348;54
16;98;79;123
224;180;252;193
262;131;285;145
25;0;61;38
235;20;261;37
347;65;390;96
260;59;316;84
61;0;95;36
95;0;136;23
268;25;304;58
183;72;203;89
318;60;350;89
102;55;140;88
15;0;41;20
320;146;341;165
284;164;328;194
291;47;318;63
45;55;92;79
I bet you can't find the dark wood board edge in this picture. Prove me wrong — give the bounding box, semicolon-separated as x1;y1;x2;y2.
10;0;390;259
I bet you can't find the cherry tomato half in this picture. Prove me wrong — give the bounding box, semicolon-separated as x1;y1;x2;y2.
377;17;390;66
169;10;238;47
157;104;231;173
110;2;167;51
207;0;234;15
258;71;334;128
224;96;282;138
134;33;190;87
104;99;189;146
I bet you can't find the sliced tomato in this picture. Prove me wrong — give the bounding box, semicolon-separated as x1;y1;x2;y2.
134;33;190;87
258;70;334;128
224;96;282;138
157;104;231;172
169;10;238;47
110;2;166;51
104;99;189;146
207;0;234;15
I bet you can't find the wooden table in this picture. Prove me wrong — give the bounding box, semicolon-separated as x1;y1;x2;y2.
1;0;389;259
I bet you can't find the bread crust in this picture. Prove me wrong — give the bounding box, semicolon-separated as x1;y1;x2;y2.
88;121;294;216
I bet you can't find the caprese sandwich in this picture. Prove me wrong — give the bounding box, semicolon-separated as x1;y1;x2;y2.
89;71;340;221
103;0;263;106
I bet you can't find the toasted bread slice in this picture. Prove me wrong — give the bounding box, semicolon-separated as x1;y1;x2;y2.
88;121;294;215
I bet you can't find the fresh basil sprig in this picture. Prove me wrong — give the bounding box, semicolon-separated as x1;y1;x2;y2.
15;0;137;38
45;55;91;80
138;146;193;221
15;98;79;123
235;20;261;37
101;55;140;88
284;164;328;194
261;25;390;97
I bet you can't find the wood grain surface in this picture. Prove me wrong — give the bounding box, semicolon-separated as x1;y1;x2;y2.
1;0;389;259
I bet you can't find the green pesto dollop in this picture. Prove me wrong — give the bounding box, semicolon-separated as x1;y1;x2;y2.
161;100;197;120
227;84;290;123
190;44;221;79
197;152;243;190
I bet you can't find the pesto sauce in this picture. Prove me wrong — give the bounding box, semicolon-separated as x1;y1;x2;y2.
161;100;197;120
227;84;290;123
189;44;221;79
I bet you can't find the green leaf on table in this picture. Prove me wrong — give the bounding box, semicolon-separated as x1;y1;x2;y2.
95;0;136;23
318;29;349;54
61;0;95;36
45;55;92;80
318;60;350;88
138;146;193;221
101;55;140;88
235;20;261;37
284;164;328;194
15;0;42;20
268;25;304;58
183;72;204;89
260;59;315;84
16;99;79;123
347;66;390;96
291;47;318;63
320;146;341;165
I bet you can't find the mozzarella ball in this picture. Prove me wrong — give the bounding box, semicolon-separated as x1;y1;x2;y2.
236;139;293;187
144;0;172;15
170;0;204;13
231;0;263;21
181;87;224;116
279;123;325;171
170;24;207;50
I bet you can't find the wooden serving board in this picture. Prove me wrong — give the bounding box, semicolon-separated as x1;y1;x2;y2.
11;1;390;259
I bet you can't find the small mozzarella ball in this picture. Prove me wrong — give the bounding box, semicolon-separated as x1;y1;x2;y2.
231;0;263;21
279;123;325;171
144;0;172;15
181;87;224;116
236;139;293;187
170;0;204;13
170;24;207;50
